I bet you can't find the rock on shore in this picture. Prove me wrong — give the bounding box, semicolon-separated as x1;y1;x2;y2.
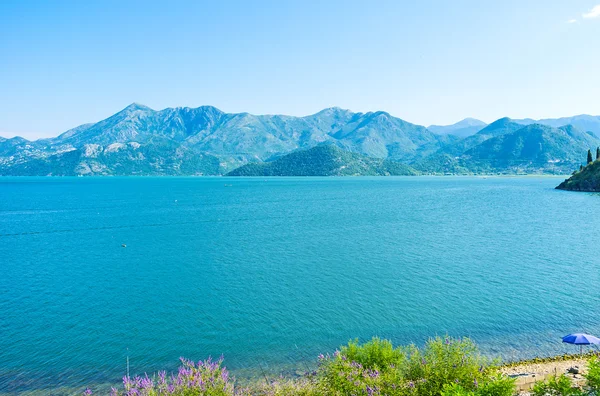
556;160;600;191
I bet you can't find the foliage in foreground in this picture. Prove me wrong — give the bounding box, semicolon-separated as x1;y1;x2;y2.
585;356;600;393
317;336;513;396
92;336;516;396
528;356;600;396
531;375;584;396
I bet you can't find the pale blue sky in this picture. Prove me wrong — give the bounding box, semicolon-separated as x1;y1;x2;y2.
1;0;599;139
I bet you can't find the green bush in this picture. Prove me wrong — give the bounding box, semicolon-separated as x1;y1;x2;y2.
531;375;584;396
404;337;495;396
317;351;407;395
341;337;407;371
91;336;517;396
585;357;600;394
317;336;513;396
245;377;322;396
441;376;515;396
476;375;516;396
442;383;476;396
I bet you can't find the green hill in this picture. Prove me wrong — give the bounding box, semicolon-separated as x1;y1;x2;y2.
3;105;599;176
556;160;600;191
461;124;597;172
417;123;599;174
226;145;418;176
0;104;449;176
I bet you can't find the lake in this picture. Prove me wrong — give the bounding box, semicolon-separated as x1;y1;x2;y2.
1;176;600;393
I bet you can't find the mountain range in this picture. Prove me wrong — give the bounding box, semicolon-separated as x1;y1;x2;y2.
1;104;599;176
427;118;488;138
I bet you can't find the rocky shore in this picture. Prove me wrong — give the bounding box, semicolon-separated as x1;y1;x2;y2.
556;160;600;191
501;355;594;394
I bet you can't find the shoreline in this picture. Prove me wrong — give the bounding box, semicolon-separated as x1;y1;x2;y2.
3;352;598;395
500;352;598;394
0;174;571;178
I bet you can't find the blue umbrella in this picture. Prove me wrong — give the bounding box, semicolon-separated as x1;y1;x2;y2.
562;333;600;354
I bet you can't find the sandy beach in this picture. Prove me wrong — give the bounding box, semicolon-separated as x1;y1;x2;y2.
501;356;592;394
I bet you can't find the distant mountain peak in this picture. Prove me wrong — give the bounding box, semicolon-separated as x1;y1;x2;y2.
122;103;153;112
310;107;352;117
427;118;488;138
459;118;487;126
372;110;391;118
489;116;513;125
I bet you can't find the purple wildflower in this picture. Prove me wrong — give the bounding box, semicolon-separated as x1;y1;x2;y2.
83;388;92;395
140;374;153;389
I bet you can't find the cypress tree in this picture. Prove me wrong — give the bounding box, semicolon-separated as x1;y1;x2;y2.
596;147;600;161
587;149;593;164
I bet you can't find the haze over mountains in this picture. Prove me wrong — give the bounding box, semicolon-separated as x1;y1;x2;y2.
427;118;488;138
1;103;599;176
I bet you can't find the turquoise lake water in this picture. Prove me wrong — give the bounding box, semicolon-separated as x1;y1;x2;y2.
1;176;600;393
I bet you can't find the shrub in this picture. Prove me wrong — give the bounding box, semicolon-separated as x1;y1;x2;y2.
404;337;495;396
317;336;513;396
317;350;408;395
110;356;236;396
92;336;516;396
246;377;322;396
441;375;515;396
341;337;407;371
531;375;584;396
585;357;600;394
442;383;476;396
476;375;516;396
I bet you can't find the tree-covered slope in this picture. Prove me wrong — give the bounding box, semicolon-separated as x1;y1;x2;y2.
226;145;419;176
515;115;600;138
433;117;524;157
2;104;599;176
461;124;598;172
415;121;599;174
556;159;600;191
0;104;448;175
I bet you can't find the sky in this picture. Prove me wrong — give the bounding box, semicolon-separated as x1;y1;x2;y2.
1;0;600;140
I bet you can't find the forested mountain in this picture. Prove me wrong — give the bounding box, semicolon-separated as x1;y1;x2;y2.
1;104;598;176
0;104;446;175
227;145;418;176
417;123;599;174
515;115;600;137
